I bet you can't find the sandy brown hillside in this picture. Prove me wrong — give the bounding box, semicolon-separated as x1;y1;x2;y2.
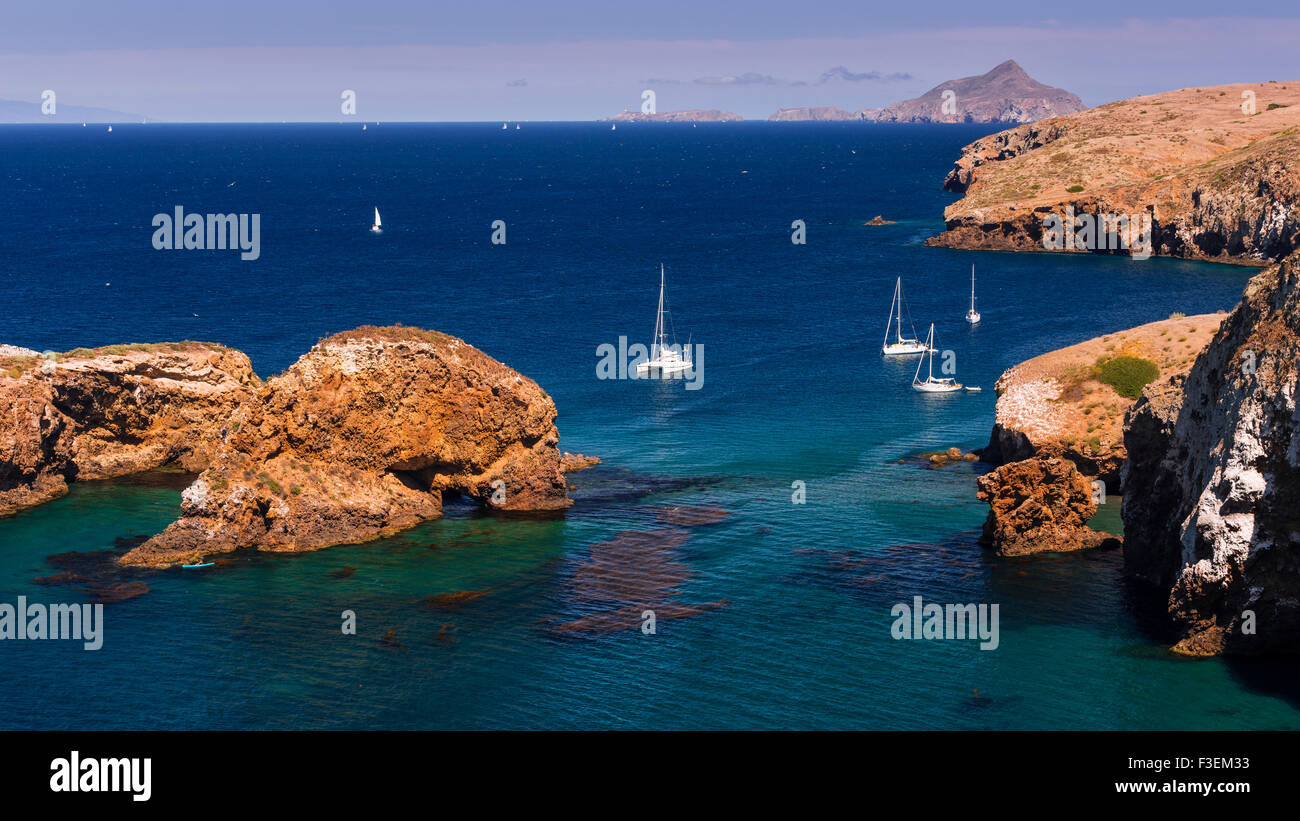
928;82;1300;263
988;312;1226;486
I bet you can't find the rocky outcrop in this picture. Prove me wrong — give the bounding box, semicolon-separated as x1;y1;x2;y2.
976;457;1118;556
120;327;571;567
606;109;742;123
1122;253;1300;655
928;82;1300;263
865;60;1083;125
985;314;1224;488
1;344;259;517
560;452;601;472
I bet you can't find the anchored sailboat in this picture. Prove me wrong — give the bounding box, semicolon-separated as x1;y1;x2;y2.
965;265;981;324
635;264;693;377
370;207;382;233
912;324;962;393
882;277;932;355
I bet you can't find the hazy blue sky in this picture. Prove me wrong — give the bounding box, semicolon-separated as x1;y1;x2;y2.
2;1;1297;120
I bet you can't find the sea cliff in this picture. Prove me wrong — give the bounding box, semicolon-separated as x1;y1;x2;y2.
1123;253;1300;655
929;82;1300;264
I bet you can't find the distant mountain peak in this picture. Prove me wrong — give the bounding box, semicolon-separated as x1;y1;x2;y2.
987;59;1029;79
767;60;1083;124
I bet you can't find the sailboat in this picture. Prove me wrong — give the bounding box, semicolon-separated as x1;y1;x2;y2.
362;123;367;131
912;324;962;393
635;264;693;377
611;123;616;130
965;265;981;324
106;125;112;132
882;277;932;355
370;207;382;233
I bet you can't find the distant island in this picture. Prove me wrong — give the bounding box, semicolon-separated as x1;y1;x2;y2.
605;109;742;123
0;97;145;123
768;60;1084;124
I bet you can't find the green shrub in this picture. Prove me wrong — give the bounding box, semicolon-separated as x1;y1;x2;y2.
1066;184;1084;193
1095;355;1160;399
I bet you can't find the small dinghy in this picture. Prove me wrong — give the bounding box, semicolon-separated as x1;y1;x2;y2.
964;386;982;393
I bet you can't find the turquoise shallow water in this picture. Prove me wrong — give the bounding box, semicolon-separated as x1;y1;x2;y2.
1;122;1297;729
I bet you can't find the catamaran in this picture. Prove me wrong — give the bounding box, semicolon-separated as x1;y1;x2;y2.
370;207;382;233
965;265;981;324
635;264;693;377
912;324;962;392
882;277;932;355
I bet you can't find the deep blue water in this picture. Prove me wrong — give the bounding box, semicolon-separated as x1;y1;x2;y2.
2;122;1295;730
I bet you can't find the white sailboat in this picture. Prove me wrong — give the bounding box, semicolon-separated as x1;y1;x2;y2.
370;207;382;233
965;265;981;324
502;123;508;130
912;324;962;393
882;277;932;355
635;264;693;377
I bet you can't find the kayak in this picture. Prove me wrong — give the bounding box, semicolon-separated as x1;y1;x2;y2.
182;562;215;569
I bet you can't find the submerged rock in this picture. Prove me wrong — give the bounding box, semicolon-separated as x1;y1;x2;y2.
655;505;730;526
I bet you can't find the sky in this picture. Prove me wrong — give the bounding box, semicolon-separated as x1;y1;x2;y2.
2;1;1298;121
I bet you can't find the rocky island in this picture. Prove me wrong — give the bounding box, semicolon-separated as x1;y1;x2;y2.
606;109;742;123
768;60;1083;124
1;327;577;567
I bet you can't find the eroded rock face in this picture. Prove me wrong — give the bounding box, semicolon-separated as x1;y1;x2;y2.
121;327;570;567
0;345;259;517
1123;255;1300;655
976;457;1119;556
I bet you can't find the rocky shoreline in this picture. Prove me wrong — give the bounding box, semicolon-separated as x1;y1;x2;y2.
954;81;1300;655
928;82;1300;265
1;327;577;568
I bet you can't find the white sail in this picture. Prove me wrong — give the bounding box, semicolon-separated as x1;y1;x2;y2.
374;207;381;228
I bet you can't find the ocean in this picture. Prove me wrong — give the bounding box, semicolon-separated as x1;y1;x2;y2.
1;122;1294;730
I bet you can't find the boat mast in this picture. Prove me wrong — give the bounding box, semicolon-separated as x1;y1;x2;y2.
653;264;666;358
895;278;903;344
970;265;976;312
928;325;936;380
